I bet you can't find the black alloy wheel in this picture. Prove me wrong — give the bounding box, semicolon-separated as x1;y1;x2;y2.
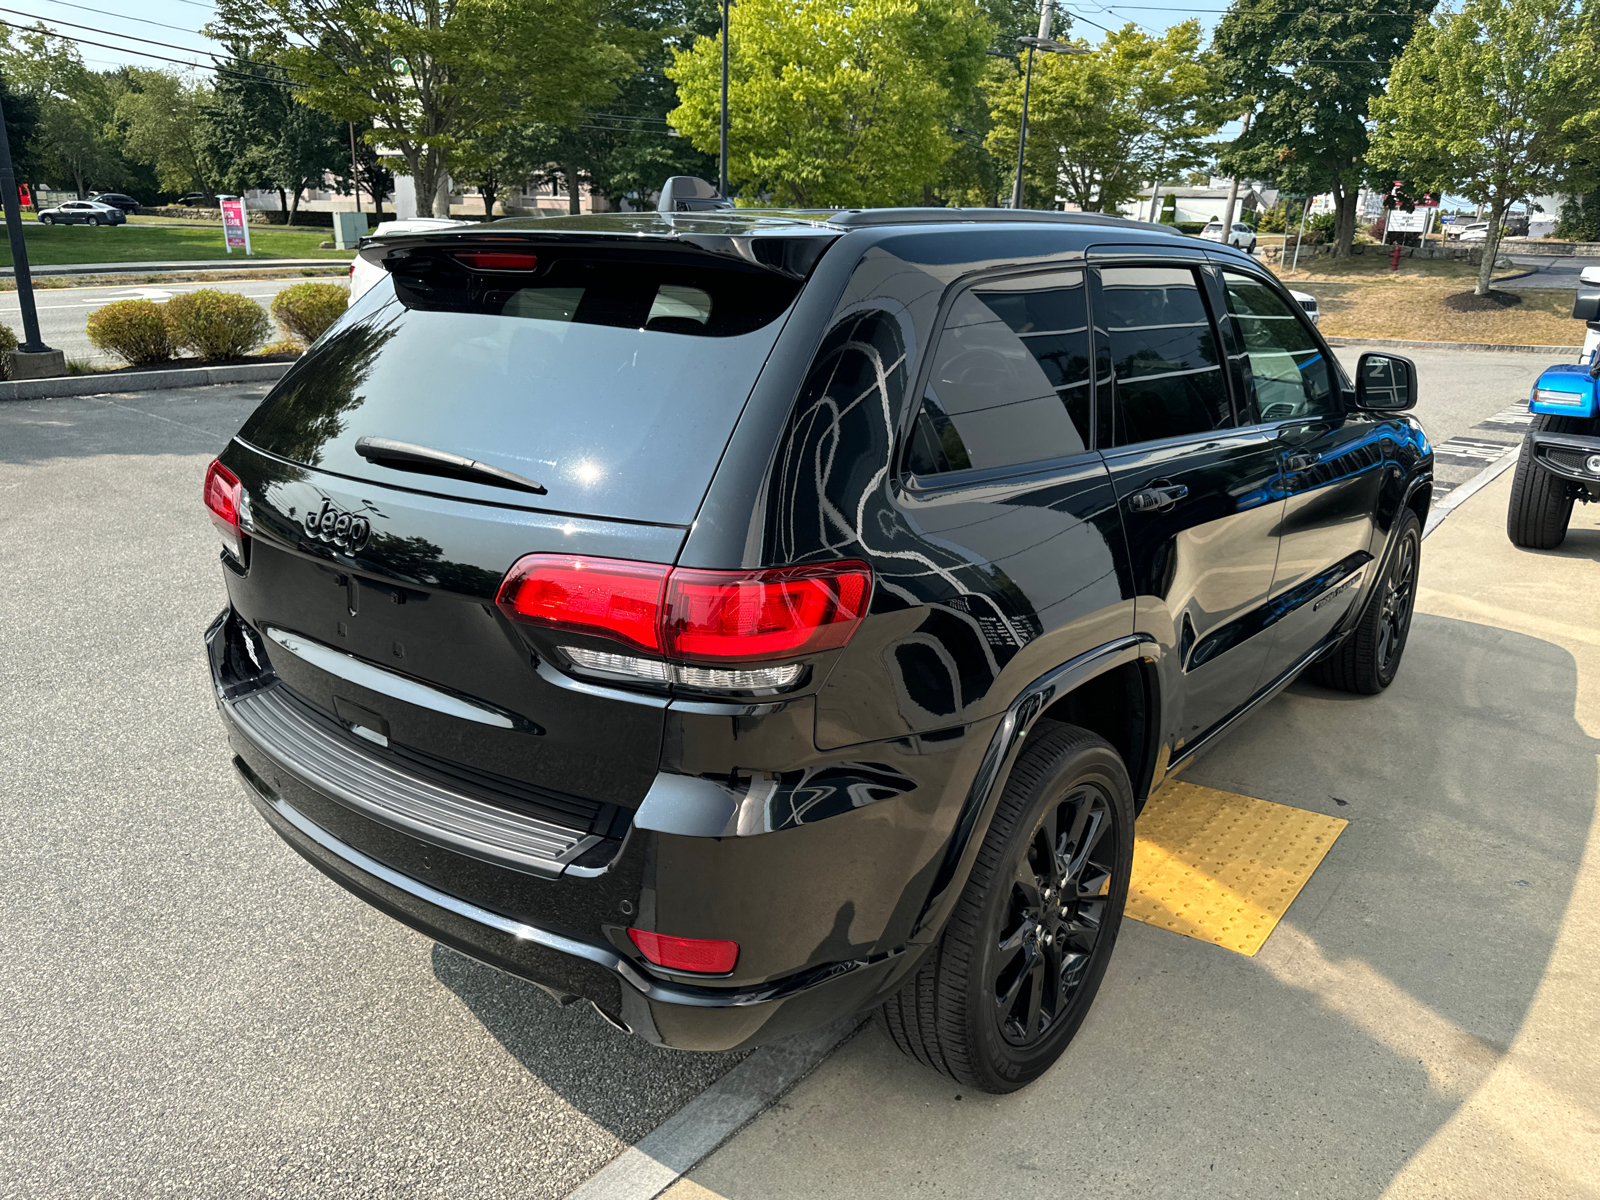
991;784;1115;1047
1308;508;1422;694
877;721;1135;1093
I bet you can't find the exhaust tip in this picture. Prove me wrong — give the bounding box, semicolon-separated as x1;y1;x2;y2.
590;1000;631;1034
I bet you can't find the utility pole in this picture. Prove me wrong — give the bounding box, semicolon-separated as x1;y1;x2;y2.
719;0;730;197
1221;110;1251;232
1010;0;1084;210
349;122;362;215
0;88;61;379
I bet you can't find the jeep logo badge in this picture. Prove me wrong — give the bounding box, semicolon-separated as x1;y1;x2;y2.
303;498;372;553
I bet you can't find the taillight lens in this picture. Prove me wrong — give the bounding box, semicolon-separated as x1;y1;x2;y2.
665;565;870;662
496;556;669;652
628;928;739;974
454;250;539;271
203;458;245;561
495;555;872;680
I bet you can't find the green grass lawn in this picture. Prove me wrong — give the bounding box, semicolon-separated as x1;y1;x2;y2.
0;220;354;266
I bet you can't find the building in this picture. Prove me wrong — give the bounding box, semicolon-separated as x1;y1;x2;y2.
1118;185;1270;224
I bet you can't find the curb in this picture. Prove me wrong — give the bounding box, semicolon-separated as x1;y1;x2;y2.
1323;335;1582;355
0;361;292;401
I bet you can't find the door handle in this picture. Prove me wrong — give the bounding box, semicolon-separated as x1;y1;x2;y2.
1128;483;1189;512
1284;452;1316;472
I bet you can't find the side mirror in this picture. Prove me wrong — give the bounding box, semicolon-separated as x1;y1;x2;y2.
1573;289;1600;321
1355;352;1418;412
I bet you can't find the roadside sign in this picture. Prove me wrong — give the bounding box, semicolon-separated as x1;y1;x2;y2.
1440;213;1457;223
219;197;251;255
17;183;29;208
1419;193;1440;207
1386;208;1429;233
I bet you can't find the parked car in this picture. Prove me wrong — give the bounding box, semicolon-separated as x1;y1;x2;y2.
175;193;208;206
348;217;460;300
1199;220;1257;251
1288;288;1320;325
88;191;140;214
1455;222;1490;242
203;182;1433;1093
36;199;126;226
1508;281;1600;548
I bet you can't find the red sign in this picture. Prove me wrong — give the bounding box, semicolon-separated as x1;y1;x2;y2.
1419;192;1440;207
18;183;30;207
220;198;251;254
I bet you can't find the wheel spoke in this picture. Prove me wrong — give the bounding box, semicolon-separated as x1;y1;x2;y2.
1013;857;1043;909
995;941;1034;1018
1063;804;1108;882
1022;950;1046;1035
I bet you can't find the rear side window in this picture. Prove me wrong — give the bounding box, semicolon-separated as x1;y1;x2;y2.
1220;271;1336;420
1097;265;1231;448
906;270;1092;477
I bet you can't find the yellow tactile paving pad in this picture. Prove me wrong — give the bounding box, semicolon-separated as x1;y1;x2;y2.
1127;781;1347;956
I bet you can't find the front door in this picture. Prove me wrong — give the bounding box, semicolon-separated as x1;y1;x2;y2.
1215;269;1386;687
1092;263;1285;756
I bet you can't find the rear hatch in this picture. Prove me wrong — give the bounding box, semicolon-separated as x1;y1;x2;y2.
217;230;815;859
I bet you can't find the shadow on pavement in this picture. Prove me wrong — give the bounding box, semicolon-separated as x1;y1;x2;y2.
676;611;1599;1198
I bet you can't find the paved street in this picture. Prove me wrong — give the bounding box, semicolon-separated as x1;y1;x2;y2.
0;275;345;366
2;347;1595;1199
1503;253;1596;290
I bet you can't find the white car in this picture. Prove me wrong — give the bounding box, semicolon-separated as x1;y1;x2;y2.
1455;222;1490;242
1199;220;1257;251
348;217;460;300
1288;288;1319;326
37;199;127;226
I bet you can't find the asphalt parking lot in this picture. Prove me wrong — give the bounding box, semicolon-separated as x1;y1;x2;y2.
3;348;1596;1198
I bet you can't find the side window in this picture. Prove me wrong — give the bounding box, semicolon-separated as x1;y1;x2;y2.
906;270;1092;477
1221;271;1337;420
1097;265;1232;448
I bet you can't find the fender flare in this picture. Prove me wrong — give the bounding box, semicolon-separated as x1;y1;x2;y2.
908;634;1160;943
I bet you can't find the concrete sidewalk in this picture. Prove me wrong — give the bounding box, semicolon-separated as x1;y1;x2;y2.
0;257;349;277
659;477;1600;1198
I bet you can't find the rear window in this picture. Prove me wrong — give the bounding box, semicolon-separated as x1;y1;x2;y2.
236;248;804;526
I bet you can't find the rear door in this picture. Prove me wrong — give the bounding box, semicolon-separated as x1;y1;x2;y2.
1215;267;1385;686
1092;261;1285;753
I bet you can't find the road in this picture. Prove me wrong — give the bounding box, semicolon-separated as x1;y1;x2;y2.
0;348;1588;1199
0;275;343;366
1503;252;1596;290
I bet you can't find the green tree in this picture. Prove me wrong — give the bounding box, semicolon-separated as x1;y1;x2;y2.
986;21;1226;212
114;70;217;196
1370;0;1599;294
667;0;992;207
208;0;636;217
0;26;127;198
1212;0;1437;257
204;52;346;222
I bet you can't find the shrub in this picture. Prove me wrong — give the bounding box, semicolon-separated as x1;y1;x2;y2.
0;322;16;380
271;282;348;346
85;299;174;366
164;289;271;361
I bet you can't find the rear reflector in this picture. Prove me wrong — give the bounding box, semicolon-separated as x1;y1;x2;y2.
628;928;739;974
454;250;540;271
203;458;245;561
496;555;871;665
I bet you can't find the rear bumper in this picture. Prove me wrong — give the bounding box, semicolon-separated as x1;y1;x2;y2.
207;608;924;1051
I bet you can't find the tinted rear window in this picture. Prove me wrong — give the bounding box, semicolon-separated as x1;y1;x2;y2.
237;249;803;526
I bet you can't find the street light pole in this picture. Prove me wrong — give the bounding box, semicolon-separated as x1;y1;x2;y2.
719;0;730;197
0;86;59;376
1009;0;1086;211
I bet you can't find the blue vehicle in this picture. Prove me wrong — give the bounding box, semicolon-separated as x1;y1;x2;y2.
1508;289;1600;548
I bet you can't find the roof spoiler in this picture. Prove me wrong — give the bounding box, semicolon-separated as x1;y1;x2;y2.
658;176;734;214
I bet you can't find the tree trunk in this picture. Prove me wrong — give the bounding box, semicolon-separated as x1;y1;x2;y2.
288;184;303;226
566;162;582;214
1476;199;1508;296
1332;180;1359;258
275;187;288;219
411;148;438;218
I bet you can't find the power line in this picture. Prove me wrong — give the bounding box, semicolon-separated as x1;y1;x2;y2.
0;5;285;71
34;0;208;38
0;16;297;86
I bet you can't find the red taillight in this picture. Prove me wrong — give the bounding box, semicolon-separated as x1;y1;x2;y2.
495;555;872;663
665;564;871;661
628;928;739;974
203;458;244;561
496;556;668;652
348;263;355;278
453;250;539;271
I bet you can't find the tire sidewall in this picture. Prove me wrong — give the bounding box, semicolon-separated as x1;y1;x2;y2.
961;741;1135;1092
1375;513;1421;689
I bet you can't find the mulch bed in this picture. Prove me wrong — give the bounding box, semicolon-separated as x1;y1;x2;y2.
80;351;300;376
1442;290;1524;312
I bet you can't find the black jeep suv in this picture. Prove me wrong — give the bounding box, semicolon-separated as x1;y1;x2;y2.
204;201;1431;1092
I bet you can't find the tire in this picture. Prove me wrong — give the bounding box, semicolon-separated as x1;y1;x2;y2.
1308;508;1421;694
39;215;53;225
877;720;1135;1093
1506;415;1581;549
91;215;103;226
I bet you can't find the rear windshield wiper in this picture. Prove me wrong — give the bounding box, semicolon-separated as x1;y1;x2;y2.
354;437;547;496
